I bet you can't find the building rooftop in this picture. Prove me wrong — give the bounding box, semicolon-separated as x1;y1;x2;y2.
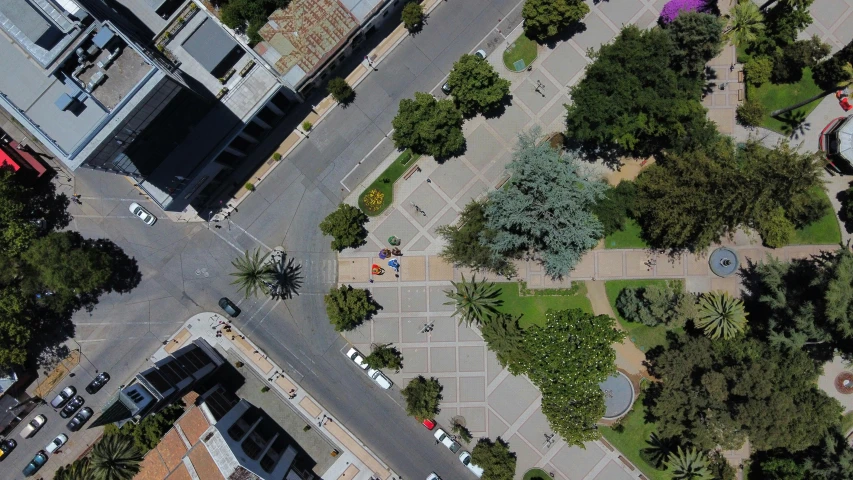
0;0;81;68
256;0;361;83
0;16;159;168
181;17;241;75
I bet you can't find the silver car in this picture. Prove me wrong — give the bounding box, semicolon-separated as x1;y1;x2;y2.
45;434;67;454
129;202;156;225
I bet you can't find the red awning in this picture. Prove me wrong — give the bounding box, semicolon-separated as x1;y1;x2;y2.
6;142;47;177
0;148;20;172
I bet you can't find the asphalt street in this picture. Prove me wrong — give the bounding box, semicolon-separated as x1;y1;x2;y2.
0;0;526;478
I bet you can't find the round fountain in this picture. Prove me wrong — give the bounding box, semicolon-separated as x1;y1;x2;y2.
599;371;635;420
709;247;739;277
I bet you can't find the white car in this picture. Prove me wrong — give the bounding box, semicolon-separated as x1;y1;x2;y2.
427;474;442;480
459;451;484;477
433;428;461;453
45;434;68;454
345;347;369;370
129;202;156;225
474;49;487;59
368;368;393;389
19;415;46;438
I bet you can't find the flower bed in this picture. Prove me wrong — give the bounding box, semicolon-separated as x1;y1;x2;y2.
836;371;853;394
357;149;421;216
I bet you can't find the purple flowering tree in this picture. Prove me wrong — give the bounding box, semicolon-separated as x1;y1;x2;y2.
659;0;710;24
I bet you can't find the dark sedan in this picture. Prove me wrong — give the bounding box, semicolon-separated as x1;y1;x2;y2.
219;297;241;317
66;407;93;431
22;451;47;477
59;395;84;418
0;438;17;461
85;372;110;394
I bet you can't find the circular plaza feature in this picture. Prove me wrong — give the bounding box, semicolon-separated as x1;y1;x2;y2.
835;371;853;394
709;247;739;277
599;371;635;420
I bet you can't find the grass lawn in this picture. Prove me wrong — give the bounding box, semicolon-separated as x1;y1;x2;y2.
600;393;665;480
503;34;538;72
358;149;420;216
605;218;647;249
495;282;592;329
747;67;825;134
790;187;842;245
604;280;684;352
523;468;551;480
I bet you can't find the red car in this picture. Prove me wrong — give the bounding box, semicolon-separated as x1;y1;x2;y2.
422;419;436;430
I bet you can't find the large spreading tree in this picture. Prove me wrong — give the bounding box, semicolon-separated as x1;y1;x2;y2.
483;128;606;278
518;309;624;445
0;169;139;366
391;92;465;158
323;285;379;332
522;0;589;41
435;200;516;276
634;137;826;251
646;334;841;452
741;248;853;359
446;54;510;117
565;25;706;157
319;204;369;251
471;437;517;480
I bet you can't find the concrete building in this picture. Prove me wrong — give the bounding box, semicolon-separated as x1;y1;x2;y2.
254;0;397;95
0;0;401;213
92;338;225;427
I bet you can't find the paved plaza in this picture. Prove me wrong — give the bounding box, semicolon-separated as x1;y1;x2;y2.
335;1;853;479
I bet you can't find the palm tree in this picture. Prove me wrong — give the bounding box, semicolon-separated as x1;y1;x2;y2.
444;273;503;326
642;432;677;468
230;248;273;298
664;446;713;480
725;1;764;48
696;291;748;340
55;458;91;480
268;252;303;300
89;434;143;480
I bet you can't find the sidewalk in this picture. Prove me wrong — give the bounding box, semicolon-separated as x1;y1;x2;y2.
210;0;447;223
153;313;396;480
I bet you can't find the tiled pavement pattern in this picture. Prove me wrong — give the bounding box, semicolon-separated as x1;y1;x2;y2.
336;1;848;479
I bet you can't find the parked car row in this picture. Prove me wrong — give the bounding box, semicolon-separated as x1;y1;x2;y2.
344;347;393;390
430;427;484;478
2;372;109;477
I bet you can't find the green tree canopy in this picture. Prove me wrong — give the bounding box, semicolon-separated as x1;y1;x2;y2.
324;285;378;332
364;343;403;372
446;54;511;117
726;0;764;48
742;248;853;358
401;2;424;32
590;181;636;237
435;199;516;276
401;375;442;420
565;25;706;156
615;282;696;328
646;335;842;452
522;0;590;41
319;204;369;251
634;138;826;251
471;437;517;480
480;313;527;375
484;128;606;278
666;12;724;77
327;77;354;104
391;92;465;158
519;309;624;445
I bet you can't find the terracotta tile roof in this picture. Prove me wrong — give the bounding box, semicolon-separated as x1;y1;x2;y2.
177;406;209;446
181;390;199;407
258;0;358;75
157;429;188;471
187;443;226;480
133;449;169;480
165;463;193;480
